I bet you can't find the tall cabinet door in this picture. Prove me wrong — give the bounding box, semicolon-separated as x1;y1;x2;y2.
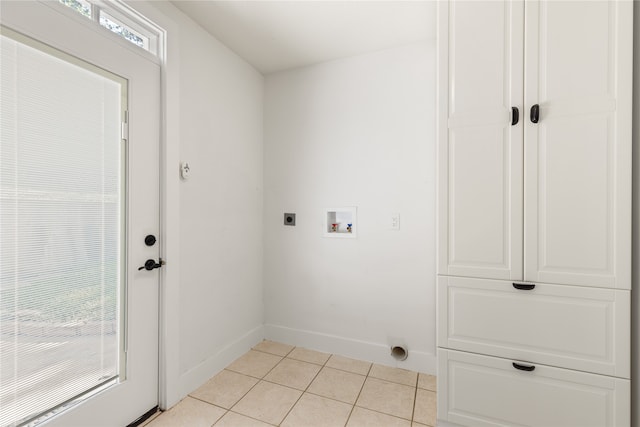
524;1;633;289
438;0;524;280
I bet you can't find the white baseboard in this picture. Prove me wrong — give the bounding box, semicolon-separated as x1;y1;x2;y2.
264;323;437;375
178;324;264;399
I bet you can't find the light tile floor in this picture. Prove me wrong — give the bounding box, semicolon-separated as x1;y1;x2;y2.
147;340;437;427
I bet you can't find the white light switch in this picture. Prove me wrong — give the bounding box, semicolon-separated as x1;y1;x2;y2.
391;213;400;230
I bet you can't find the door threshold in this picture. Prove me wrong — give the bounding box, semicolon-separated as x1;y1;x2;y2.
127;406;159;427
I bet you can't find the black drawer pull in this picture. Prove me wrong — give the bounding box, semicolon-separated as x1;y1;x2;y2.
530;104;540;123
511;106;519;125
513;283;535;290
513;362;536;372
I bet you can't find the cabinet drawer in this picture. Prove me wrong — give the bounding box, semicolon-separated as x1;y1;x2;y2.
437;276;630;377
437;349;630;427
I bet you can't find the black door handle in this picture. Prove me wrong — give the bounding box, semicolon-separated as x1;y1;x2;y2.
513;362;536;372
138;258;163;271
530;104;539;123
511;107;519;125
513;283;536;291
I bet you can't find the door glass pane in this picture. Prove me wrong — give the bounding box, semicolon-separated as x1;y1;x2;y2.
0;31;125;426
99;11;150;50
58;0;92;19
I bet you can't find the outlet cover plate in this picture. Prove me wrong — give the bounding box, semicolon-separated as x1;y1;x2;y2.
284;213;296;226
391;213;400;230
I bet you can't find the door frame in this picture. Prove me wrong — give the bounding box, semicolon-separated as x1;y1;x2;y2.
118;0;182;412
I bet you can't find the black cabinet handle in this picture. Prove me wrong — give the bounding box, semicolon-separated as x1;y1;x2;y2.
530;104;540;123
513;283;536;291
511;107;519;125
513;362;536;372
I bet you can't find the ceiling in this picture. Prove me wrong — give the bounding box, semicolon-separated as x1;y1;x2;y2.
170;1;437;75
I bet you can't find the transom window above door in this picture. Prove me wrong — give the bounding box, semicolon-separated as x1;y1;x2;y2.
58;0;161;56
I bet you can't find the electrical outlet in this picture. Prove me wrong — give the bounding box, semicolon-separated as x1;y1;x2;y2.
284;213;296;226
391;213;400;230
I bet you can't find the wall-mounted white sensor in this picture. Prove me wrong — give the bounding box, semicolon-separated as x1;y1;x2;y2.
180;161;190;180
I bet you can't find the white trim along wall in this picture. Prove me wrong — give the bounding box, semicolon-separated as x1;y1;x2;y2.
631;3;639;425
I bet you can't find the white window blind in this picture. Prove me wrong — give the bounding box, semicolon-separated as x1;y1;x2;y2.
0;32;124;426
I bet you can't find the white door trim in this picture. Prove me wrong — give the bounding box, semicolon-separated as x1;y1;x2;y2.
119;0;182;411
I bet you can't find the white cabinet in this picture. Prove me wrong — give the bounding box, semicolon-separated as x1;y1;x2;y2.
437;276;630;378
437;0;632;289
437;0;523;281
438;349;630;427
523;0;633;289
436;1;633;425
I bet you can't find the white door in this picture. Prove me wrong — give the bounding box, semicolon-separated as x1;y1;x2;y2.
437;0;524;280
523;0;633;289
0;2;160;425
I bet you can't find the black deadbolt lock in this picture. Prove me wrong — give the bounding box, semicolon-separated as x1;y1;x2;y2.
145;234;156;246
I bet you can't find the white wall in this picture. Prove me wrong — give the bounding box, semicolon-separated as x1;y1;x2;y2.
631;4;639;425
263;41;437;373
174;5;264;377
131;1;265;407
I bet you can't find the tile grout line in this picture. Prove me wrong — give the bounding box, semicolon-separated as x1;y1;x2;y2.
216;353;284;427
349;406;415;424
233;343;299;426
210;409;227;427
213;346;290;427
342;359;373;426
209;371;261;427
238;345;294;426
163;394;231;427
188;395;228;411
225;409;279;427
325;354;374;377
272;352;421;425
252;343;296;359
185;343;433;426
276;347;334;426
411;372;419;423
